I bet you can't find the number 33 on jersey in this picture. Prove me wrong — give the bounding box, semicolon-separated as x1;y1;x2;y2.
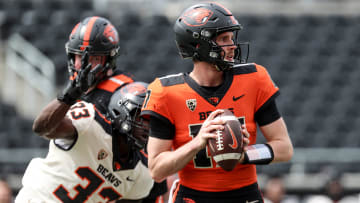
16;101;153;202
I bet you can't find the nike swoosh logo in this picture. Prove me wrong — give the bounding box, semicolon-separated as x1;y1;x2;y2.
233;94;245;101
126;176;134;182
227;123;238;149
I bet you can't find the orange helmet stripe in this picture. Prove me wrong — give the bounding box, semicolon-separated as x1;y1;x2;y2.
81;16;99;50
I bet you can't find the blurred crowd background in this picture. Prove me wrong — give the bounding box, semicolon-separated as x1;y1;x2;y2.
1;0;360;202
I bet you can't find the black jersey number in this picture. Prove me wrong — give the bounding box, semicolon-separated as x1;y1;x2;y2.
189;124;212;168
189;117;245;168
69;102;90;120
54;167;122;202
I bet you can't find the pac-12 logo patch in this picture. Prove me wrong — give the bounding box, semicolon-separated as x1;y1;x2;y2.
98;149;108;160
182;8;214;27
186;99;197;112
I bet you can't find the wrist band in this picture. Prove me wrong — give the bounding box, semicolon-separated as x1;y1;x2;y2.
243;144;274;165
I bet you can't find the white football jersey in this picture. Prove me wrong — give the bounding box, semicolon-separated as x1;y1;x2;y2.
16;101;154;203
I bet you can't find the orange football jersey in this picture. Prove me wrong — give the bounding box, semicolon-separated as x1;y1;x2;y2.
141;63;279;192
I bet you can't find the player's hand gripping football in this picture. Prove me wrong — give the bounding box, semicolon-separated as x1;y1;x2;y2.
194;109;226;150
58;50;94;105
241;124;250;147
239;124;250;163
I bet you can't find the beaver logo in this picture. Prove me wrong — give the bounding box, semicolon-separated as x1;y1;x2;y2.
103;24;119;44
120;82;147;96
182;8;214;27
97;149;108;160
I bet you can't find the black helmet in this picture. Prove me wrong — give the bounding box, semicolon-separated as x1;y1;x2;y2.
65;16;120;81
108;82;149;150
174;2;249;71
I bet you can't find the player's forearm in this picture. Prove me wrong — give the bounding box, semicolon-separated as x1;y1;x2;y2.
268;138;293;163
260;118;293;163
149;139;201;182
264;126;294;163
32;99;71;138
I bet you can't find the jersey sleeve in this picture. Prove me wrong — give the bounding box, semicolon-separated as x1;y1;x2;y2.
141;78;172;124
254;64;280;112
66;101;96;137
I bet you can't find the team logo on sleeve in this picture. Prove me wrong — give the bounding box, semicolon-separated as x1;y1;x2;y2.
98;149;108;160
186;99;197;111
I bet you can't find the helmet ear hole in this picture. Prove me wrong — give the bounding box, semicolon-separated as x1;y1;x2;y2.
112;109;120;116
210;16;218;21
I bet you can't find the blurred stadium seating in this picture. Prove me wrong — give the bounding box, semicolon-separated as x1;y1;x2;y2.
1;0;360;199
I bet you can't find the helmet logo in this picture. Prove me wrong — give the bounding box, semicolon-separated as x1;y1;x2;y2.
208;97;219;105
120;83;147;96
103;24;119;44
182;8;213;27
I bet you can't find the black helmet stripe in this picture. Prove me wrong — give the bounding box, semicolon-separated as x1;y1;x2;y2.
211;2;238;25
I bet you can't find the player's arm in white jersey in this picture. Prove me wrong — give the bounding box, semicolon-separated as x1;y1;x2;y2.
32;99;77;140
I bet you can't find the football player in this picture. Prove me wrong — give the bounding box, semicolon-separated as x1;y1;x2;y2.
15;16;166;203
141;2;293;203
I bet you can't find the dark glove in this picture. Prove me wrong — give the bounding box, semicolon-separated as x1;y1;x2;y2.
57;51;92;105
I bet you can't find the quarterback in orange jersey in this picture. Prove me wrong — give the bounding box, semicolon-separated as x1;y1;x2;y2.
141;2;293;203
15;16;166;203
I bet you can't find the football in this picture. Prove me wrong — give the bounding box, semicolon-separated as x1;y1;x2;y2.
208;109;243;171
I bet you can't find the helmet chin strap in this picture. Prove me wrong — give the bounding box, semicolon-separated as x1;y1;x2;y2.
211;52;234;72
199;41;234;71
214;65;222;72
214;62;233;71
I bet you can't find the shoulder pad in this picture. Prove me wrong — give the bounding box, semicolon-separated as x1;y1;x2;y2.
97;74;134;92
67;101;96;133
232;63;257;75
159;73;185;87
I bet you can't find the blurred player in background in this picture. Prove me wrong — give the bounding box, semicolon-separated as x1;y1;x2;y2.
263;176;286;203
0;179;12;203
141;2;293;203
15;16;166;202
263;176;300;203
